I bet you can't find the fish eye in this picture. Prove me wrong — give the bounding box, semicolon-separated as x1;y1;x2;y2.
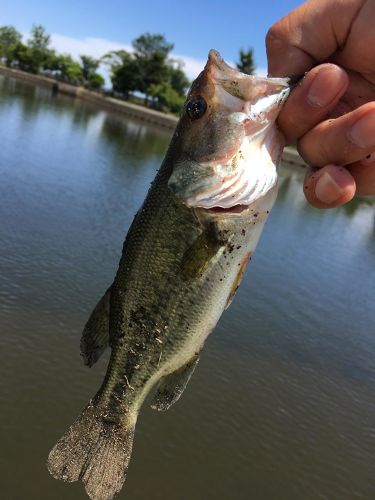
186;96;207;120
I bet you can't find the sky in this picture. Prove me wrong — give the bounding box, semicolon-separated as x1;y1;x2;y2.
2;0;304;80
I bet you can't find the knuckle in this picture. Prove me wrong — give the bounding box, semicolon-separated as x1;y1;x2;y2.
297;140;313;165
318;135;338;165
265;23;286;51
297;134;326;167
297;118;354;167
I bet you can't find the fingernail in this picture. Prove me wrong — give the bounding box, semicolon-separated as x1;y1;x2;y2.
349;110;375;148
315;171;344;204
307;67;345;107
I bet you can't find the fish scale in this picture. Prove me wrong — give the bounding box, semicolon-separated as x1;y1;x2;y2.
106;176;232;402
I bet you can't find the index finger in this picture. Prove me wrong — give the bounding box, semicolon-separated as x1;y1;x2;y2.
266;0;366;77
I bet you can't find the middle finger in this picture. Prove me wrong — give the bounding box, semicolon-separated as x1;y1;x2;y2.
298;102;375;167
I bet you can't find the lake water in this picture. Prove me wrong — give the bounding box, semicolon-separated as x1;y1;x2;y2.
0;76;374;500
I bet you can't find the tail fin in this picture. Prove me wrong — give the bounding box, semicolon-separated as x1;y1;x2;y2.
47;403;135;500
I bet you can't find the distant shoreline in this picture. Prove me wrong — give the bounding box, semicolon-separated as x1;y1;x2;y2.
0;65;306;168
0;66;178;130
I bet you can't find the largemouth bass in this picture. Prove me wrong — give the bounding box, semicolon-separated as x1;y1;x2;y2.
47;50;290;499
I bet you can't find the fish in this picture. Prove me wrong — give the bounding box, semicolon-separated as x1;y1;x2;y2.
47;49;290;500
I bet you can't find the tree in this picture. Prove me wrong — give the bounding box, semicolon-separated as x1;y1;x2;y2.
79;55;104;90
167;63;190;96
149;63;189;113
132;33;173;59
26;24;52;73
0;25;52;73
87;72;105;91
149;82;185;113
103;33;189;111
52;54;84;84
132;33;174;100
28;24;50;50
102;50;141;98
0;26;22;65
80;55;99;81
8;42;36;72
236;48;255;75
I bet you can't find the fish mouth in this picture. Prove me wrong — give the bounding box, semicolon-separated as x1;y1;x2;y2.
169;50;290;212
207;49;290;107
207;204;249;215
188;52;289;211
184;123;284;212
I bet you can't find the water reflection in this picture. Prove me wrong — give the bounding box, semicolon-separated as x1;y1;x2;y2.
0;76;374;500
71;102;102;126
100;113;170;168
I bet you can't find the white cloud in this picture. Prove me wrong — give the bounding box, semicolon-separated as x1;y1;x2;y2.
48;33;205;81
33;32;267;84
171;54;207;80
50;33;132;60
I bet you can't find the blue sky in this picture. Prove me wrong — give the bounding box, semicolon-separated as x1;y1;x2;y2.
2;0;303;79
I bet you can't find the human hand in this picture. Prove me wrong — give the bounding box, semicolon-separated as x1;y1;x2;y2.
266;0;375;208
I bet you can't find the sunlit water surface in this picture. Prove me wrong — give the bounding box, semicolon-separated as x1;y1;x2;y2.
0;77;374;500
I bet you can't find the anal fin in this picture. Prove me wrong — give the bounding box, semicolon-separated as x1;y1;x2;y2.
80;287;111;367
151;353;200;411
225;251;252;309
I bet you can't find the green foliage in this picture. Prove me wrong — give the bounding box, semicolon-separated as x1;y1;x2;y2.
132;33;173;59
54;54;84;84
103;50;141;97
1;24;192;112
105;33;176;99
236;48;255;75
28;24;50;50
24;24;52;73
0;26;22;65
103;33;189;112
8;42;38;73
79;55;103;90
87;72;105;91
167;63;190;96
149;82;185;113
80;55;99;81
132;33;174;98
41;49;59;71
149;63;189;113
0;24;52;73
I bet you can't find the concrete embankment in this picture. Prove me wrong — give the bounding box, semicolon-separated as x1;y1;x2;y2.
0;66;178;130
0;65;306;167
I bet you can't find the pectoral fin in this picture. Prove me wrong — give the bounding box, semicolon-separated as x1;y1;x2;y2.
151;353;200;411
80;287;111;367
181;225;226;281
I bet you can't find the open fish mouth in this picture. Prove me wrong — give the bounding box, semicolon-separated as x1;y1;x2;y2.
207;49;289;104
207;204;249;215
170;116;288;212
168;50;290;212
183;125;286;211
